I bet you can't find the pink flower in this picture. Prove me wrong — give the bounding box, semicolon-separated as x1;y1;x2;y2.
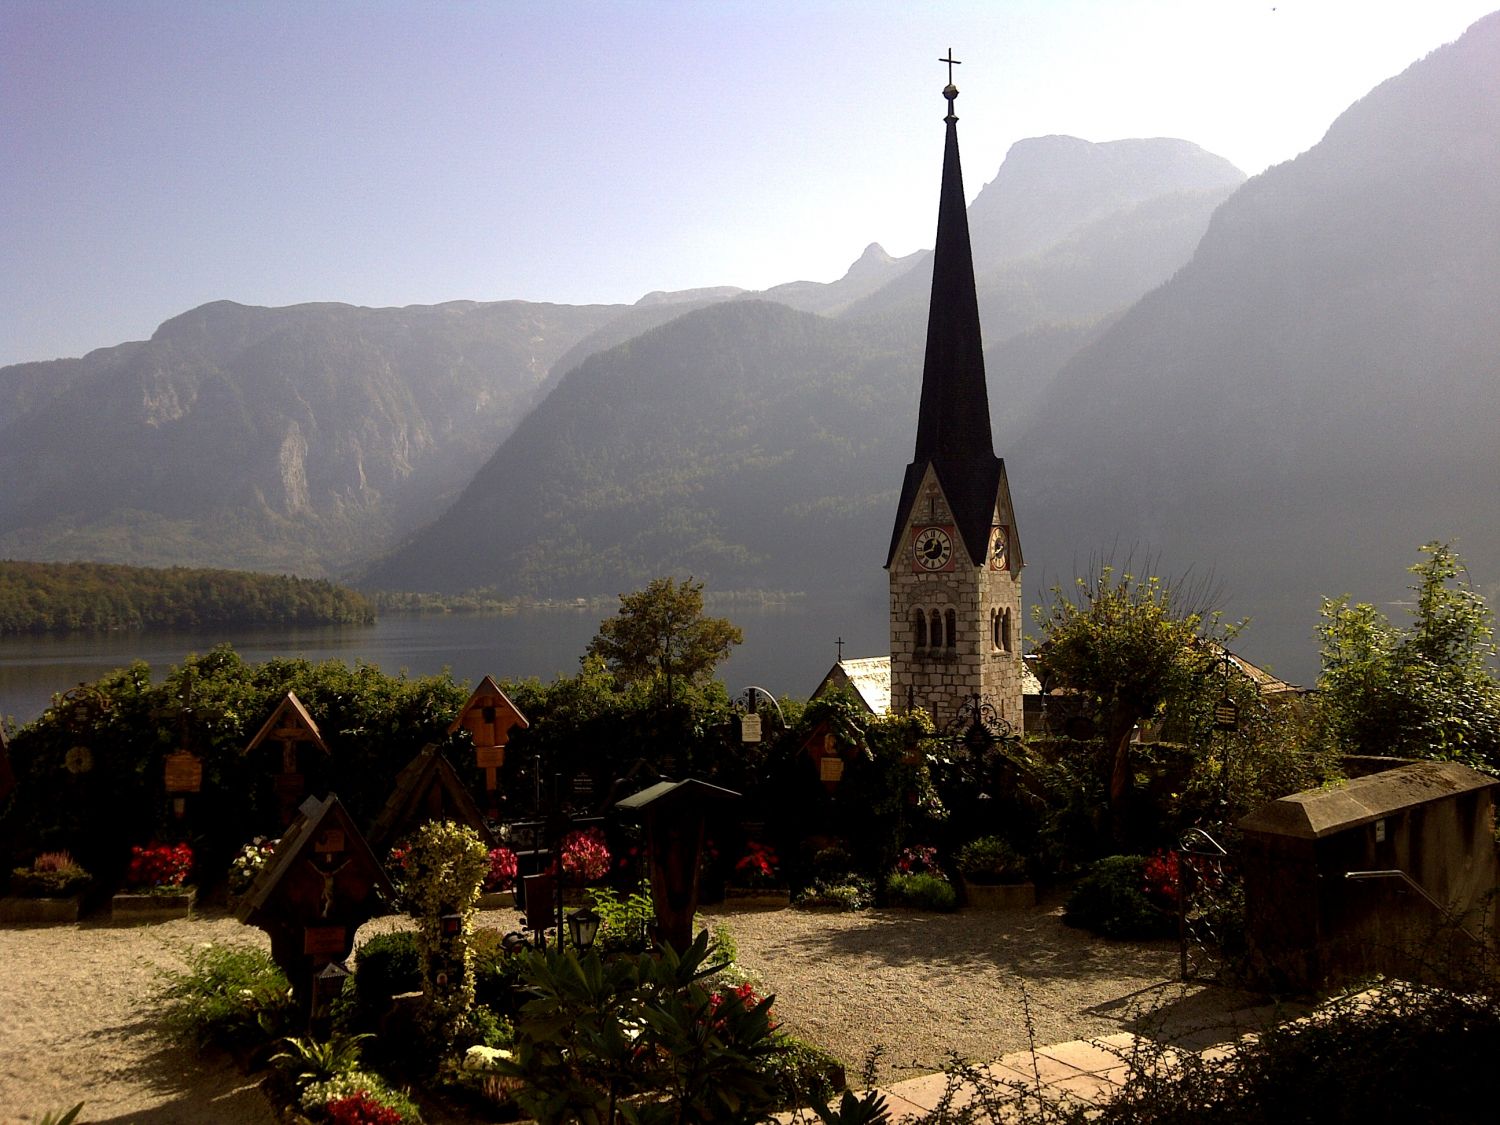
486;847;518;890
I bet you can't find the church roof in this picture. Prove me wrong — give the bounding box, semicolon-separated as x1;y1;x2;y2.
888;77;1007;569
811;657;893;715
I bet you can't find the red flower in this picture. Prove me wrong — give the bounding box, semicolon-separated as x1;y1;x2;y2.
325;1091;403;1125
486;847;518;890
127;843;192;889
1142;849;1180;908
733;842;778;888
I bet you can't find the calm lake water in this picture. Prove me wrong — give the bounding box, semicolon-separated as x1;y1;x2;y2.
0;597;889;727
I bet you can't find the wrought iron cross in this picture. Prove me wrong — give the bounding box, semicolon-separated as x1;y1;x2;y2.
940;49;961;84
836;636;845;660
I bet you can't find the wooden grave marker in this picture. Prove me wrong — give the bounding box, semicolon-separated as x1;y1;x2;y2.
245;691;330;828
447;676;528;817
368;742;497;856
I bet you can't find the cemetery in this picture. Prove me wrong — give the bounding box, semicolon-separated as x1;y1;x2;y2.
0;629;1496;1123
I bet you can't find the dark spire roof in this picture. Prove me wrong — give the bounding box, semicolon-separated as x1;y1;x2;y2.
887;76;1004;569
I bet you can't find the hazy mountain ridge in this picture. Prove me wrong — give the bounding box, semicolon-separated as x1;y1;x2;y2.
1013;11;1500;678
0;298;627;572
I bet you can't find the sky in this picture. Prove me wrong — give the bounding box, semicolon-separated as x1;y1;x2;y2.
3;0;1496;368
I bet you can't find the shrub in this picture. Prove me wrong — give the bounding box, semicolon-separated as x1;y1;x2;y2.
1063;855;1176;939
353;930;421;1016
955;836;1027;885
469;928;528;1017
886;872;959;912
795;877;875;911
157;942;296;1050
763;1033;847;1110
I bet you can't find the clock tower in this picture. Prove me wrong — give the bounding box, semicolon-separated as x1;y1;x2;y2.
887;65;1024;726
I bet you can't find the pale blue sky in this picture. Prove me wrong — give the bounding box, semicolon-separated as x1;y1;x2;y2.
3;0;1494;367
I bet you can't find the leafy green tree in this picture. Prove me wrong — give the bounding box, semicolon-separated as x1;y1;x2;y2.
586;577;743;699
1033;564;1241;845
1315;542;1500;768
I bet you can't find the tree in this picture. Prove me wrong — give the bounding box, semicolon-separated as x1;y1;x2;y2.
1315;542;1500;768
1033;564;1241;844
585;577;743;699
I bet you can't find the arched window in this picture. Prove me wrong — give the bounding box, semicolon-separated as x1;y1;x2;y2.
1001;608;1013;653
991;608;1001;650
929;609;944;650
945;608;957;650
913;608;927;649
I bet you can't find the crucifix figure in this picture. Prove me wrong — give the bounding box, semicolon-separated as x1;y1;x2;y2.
940;49;961;85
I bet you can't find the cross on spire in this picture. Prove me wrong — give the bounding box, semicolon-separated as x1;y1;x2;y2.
940;49;961;86
836;636;845;660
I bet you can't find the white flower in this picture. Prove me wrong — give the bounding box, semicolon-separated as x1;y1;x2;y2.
462;1044;513;1070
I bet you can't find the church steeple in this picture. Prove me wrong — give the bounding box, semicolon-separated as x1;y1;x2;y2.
886;58;1025;727
887;68;1004;570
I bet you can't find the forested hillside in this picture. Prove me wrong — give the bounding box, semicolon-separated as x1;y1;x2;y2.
0;560;374;634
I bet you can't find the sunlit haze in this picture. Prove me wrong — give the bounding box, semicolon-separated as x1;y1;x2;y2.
3;0;1494;367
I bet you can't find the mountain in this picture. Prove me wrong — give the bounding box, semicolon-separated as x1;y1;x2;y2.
1013;11;1500;680
0;299;625;572
366;138;1243;599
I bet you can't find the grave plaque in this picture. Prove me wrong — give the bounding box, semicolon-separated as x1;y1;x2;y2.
163;751;203;793
303;925;348;956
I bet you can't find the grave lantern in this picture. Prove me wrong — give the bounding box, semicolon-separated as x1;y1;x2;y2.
567;907;601;953
245;692;330;829
448;676;529;817
615;778;739;951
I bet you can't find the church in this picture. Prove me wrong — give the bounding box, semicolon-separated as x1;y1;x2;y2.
814;63;1028;730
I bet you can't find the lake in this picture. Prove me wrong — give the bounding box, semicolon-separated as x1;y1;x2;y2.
0;596;890;727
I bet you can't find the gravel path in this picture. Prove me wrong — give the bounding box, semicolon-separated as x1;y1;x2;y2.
0;896;1274;1120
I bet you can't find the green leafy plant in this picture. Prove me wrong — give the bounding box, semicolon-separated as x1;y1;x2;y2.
955;837;1028;885
400;819;489;1040
270;1031;373;1090
353;930;422;1018
498;931;780;1124
795;877;876;911
35;1105;84;1125
157;941;296;1050
885;871;959;912
586;880;656;955
1062;855;1175;939
298;1070;421;1124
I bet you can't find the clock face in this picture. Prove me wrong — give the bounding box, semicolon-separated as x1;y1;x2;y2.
913;526;953;571
990;526;1008;570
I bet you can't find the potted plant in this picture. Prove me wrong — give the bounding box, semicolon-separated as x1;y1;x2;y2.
1;850;93;924
478;846;518;909
954;836;1035;909
727;841;788;907
112;842;196;921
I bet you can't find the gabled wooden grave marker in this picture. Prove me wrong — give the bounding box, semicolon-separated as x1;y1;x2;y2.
368;742;497;855
245;691;330;828
615;777;739;951
447;676;528;817
237;793;393;1009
